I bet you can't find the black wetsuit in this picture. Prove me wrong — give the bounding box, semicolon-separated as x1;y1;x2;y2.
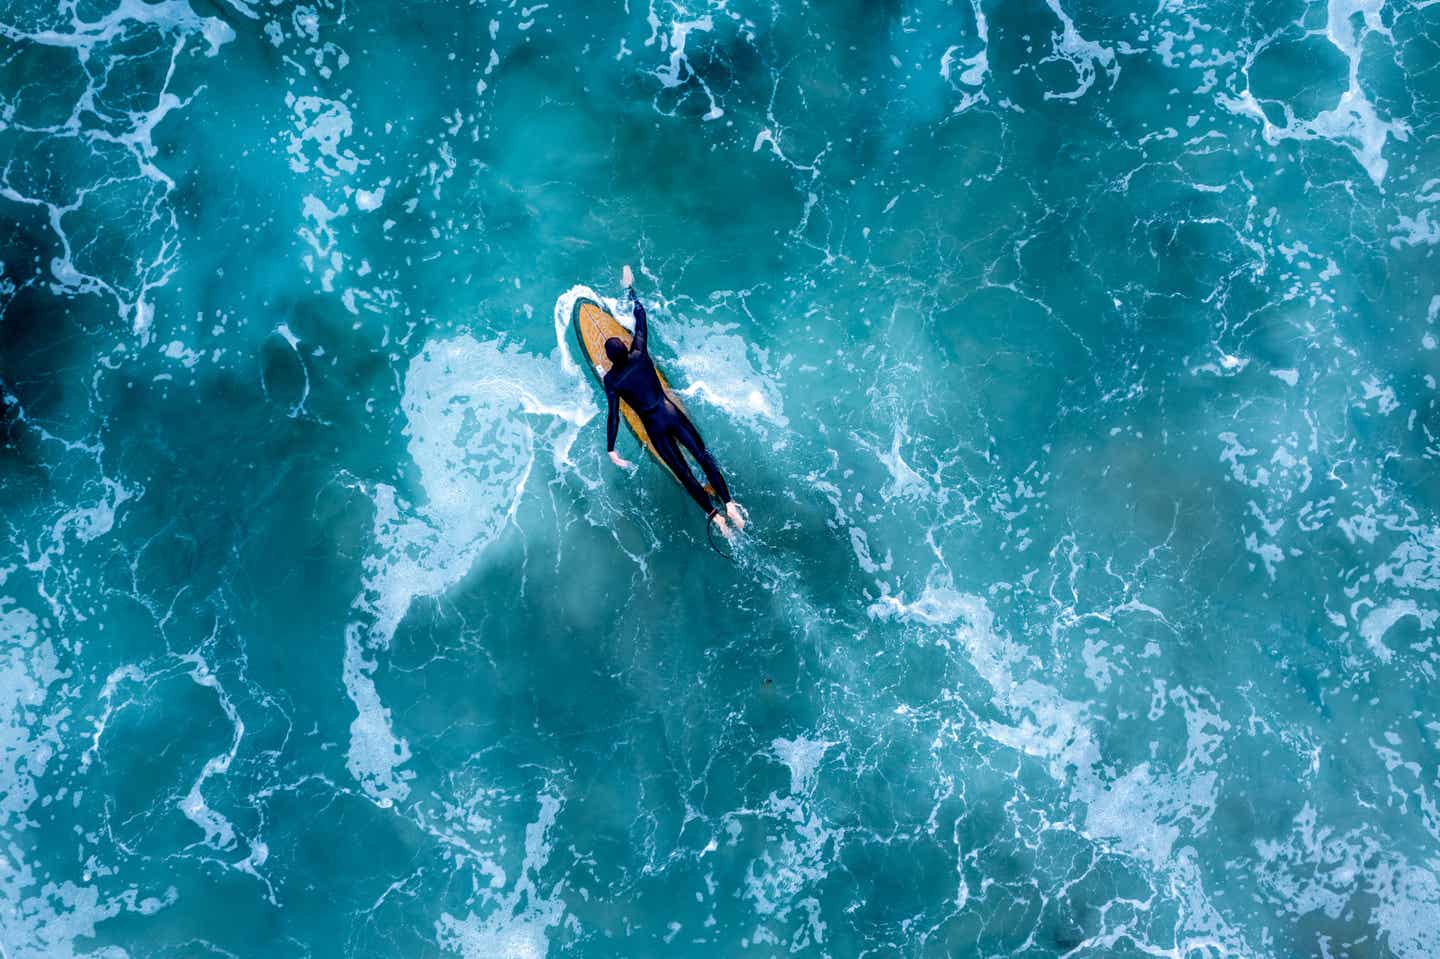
605;290;733;518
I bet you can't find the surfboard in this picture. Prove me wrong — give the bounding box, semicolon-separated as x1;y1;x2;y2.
572;297;707;491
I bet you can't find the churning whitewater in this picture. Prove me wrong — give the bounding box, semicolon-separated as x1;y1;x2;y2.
3;0;1440;956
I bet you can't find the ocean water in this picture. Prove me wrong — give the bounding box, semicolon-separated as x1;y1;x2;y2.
3;0;1440;956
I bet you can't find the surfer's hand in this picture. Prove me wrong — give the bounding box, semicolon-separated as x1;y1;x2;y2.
609;450;635;471
622;265;634;289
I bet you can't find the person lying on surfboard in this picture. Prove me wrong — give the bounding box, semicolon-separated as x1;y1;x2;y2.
605;265;748;537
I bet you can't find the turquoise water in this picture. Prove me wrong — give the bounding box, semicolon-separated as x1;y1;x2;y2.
3;0;1440;955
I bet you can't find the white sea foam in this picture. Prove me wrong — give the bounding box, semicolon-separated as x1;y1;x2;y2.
435;793;568;959
1271;368;1299;386
286;94;361;177
1217;0;1408;186
1040;0;1118;100
668;320;788;432
1;494;171;952
1357;599;1436;663
771;737;833;796
0;604;59;828
651;14;724;120
176;654;275;899
1375;525;1440;591
355;185;386;212
343;336;594;804
0;0;231;339
1214;425;1315;581
178;655;243;851
1391;209;1440;247
297;194;347;294
939;0;990;113
872;580;1248;952
873;424;931;501
1256;804;1440;958
741;792;835;931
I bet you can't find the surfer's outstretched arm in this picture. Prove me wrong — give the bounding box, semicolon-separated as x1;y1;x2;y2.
629;290;648;357
623;264;647;357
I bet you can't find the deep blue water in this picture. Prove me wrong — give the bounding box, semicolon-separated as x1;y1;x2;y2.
3;0;1440;956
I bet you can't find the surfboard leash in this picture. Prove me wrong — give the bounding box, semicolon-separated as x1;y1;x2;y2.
706;513;736;562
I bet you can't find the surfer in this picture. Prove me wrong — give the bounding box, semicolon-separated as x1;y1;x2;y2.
605;266;748;537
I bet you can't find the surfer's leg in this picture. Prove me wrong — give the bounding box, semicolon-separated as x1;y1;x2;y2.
672;411;732;504
653;428;718;517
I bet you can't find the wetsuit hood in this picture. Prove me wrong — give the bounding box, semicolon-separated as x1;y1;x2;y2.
604;337;629;366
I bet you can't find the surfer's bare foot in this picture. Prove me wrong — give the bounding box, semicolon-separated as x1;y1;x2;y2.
712;514;733;538
622;265;634;288
726;501;747;531
609;450;635;470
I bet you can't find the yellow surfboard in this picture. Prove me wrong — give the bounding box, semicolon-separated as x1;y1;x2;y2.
572;297;710;492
